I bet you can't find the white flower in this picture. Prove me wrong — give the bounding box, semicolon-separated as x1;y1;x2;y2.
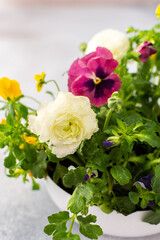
29;92;98;158
85;29;130;60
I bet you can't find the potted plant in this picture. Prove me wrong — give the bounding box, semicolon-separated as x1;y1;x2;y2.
1;5;160;240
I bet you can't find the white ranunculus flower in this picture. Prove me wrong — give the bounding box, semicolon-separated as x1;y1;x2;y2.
29;92;98;158
85;29;130;60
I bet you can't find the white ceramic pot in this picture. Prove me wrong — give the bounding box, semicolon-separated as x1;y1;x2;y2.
45;176;160;238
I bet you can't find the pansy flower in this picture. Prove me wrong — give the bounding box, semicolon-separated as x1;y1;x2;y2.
34;72;46;92
155;4;160;18
0;77;22;100
135;41;157;63
103;140;114;147
68;47;122;107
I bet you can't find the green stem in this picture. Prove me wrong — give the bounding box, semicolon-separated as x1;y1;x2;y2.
23;95;40;104
28;111;37;115
68;214;76;236
46;80;60;91
67;155;84;166
146;158;160;169
103;109;113;131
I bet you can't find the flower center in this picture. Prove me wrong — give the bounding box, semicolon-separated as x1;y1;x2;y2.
52;114;84;141
94;77;102;85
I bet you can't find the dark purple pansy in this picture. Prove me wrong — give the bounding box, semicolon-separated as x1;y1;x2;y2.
68;47;122;107
139;174;154;191
103;140;114;147
84;174;90;182
135;41;157;63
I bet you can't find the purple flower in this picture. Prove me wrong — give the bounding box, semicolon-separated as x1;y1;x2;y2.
68;47;122;107
139;174;154;191
135;41;157;63
103;140;114;147
84;174;90;182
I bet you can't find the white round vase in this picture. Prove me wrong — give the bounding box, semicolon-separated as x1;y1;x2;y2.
45;176;160;238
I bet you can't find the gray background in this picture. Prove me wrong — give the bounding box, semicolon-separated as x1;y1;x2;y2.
0;4;160;240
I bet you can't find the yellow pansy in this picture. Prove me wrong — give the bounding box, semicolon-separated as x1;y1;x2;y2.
34;72;46;92
14;169;24;177
0;77;22;100
0;118;6;124
24;134;38;145
155;4;160;18
19;134;38;149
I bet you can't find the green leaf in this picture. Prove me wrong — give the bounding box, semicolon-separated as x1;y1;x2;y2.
53;232;80;240
67;188;85;214
77;214;96;224
4;153;16;168
109;147;123;163
53;163;68;184
140;198;148;209
129;192;139;204
16;103;28;120
12;144;25;160
68;183;98;214
23;142;37;163
44;211;72;239
100;203;113;214
152;164;160;194
63;167;86;188
87;152;110;172
30;150;47;178
110;165;132;184
0;124;11;132
77;214;103;239
136;130;160;148
31;177;40;190
48;211;70;223
143;211;160;225
46;148;61;163
118;110;143;126
116;196;136;215
44;224;56;235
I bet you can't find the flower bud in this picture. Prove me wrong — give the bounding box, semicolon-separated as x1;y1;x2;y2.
135;41;157;63
79;42;87;53
108;92;123;113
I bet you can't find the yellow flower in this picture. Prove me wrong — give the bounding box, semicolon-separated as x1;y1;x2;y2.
19;134;38;149
0;77;22;100
155;4;160;18
150;53;157;61
0;118;6;124
34;72;46;92
24;134;38;145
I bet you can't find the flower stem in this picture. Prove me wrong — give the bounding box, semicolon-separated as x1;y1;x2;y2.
67;155;84;166
23;95;40;104
103;109;113;131
145;158;160;169
68;214;76;236
46;80;60;92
